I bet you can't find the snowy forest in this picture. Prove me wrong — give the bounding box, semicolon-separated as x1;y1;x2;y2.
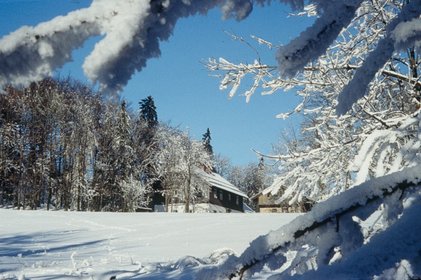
1;0;421;279
0;78;268;211
0;78;163;211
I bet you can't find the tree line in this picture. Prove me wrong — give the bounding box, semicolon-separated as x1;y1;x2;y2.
0;78;222;211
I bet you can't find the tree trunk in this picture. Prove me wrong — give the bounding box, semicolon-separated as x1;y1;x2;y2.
409;47;421;105
185;169;191;213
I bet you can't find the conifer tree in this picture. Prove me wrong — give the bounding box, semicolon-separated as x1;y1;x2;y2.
139;96;158;129
136;95;158;164
135;96;160;208
202;128;213;157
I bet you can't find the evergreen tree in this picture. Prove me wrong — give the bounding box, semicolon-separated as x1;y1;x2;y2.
201;128;213;157
135;96;160;208
139;96;158;129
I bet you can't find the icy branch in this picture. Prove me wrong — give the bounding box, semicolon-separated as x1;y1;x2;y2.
277;0;364;77
336;1;421;115
0;0;306;92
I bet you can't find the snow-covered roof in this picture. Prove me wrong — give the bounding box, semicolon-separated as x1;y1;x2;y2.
197;169;248;199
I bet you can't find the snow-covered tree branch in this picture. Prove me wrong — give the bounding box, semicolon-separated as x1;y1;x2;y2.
1;0;420;113
0;0;294;93
208;0;421;205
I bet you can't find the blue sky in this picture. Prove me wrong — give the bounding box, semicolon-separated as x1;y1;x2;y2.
0;0;313;166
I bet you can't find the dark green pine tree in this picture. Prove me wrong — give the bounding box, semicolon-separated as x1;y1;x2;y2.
139;96;158;129
202;128;213;156
136;96;160;208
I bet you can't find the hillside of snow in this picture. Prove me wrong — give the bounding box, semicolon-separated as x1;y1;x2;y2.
0;209;299;279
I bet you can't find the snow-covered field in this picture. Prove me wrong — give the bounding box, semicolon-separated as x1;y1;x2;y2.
0;209;299;279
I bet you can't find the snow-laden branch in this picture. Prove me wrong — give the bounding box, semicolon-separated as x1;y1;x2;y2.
2;0;420;114
207;58;277;101
233;166;419;279
393;18;421;53
231;168;420;279
0;5;101;88
207;1;421;204
336;0;421;115
277;0;364;77
0;0;306;92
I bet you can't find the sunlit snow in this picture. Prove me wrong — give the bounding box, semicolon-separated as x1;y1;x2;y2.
0;209;299;279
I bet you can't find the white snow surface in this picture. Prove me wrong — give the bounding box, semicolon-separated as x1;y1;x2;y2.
1;167;420;280
0;210;299;279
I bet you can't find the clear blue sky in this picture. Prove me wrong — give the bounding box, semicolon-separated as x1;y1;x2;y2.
0;0;313;166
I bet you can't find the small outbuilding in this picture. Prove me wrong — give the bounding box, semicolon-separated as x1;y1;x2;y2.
252;191;314;213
